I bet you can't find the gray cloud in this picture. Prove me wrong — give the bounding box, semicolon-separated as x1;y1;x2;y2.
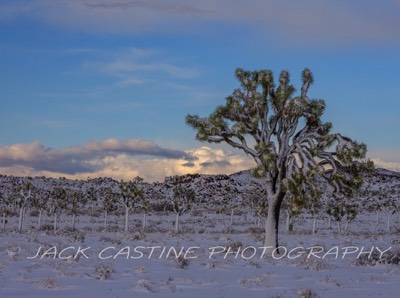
181;162;195;168
0;139;196;174
200;160;231;168
1;0;399;45
84;1;212;15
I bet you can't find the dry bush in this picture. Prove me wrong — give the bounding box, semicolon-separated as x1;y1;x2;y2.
99;236;122;245
135;279;153;293
41;277;57;289
351;249;400;266
298;288;319;298
93;264;115;280
174;255;190;269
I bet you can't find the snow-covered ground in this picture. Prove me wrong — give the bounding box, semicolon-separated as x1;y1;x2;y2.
1;206;399;298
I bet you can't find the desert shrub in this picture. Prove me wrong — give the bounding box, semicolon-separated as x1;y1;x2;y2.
29;209;40;217
144;226;170;233
351;249;400;266
133;231;146;240
225;241;243;252
298;288;319;298
150;203;174;212
135;279;153;293
190;209;203;217
99;236;122;245
41;278;57;289
221;227;241;234
94;264;115;280
174;255;189;269
60;229;85;242
239;272;272;288
178;226;195;234
302;256;332;271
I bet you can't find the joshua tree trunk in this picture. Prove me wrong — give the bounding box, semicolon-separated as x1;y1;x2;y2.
175;213;180;233
72;214;76;229
2;213;6;230
142;213;146;230
263;193;284;252
376;211;379;224
54;213;58;231
285;210;291;233
18;207;24;234
344;220;349;232
337;221;341;234
104;210;108;230
387;213;392;232
38;209;43;230
328;217;331;229
312;218;316;235
230;209;234;226
124;207;130;233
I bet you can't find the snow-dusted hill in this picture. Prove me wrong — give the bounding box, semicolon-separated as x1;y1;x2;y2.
0;169;399;297
1;168;399;208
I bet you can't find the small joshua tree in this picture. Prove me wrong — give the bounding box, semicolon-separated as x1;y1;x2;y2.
139;197;149;230
86;186;98;215
172;185;196;233
68;189;87;229
48;187;67;232
326;194;358;234
99;188;118;230
282;174;308;233
0;192;11;230
15;182;33;233
31;189;50;230
247;190;268;227
307;193;322;235
378;189;398;232
118;177;144;233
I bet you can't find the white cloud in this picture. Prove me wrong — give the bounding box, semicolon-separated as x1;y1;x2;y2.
0;139;195;176
0;140;254;182
84;47;199;79
1;140;399;182
371;158;400;172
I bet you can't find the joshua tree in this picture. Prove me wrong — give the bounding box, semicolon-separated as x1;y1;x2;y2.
99;188;118;230
0;192;11;230
86;186;98;215
172;185;195;233
246;189;268;227
31;189;50;230
68;189;87;229
378;190;398;232
15;182;33;233
118;177;144;233
326;194;358;234
282;174;308;233
48;187;67;232
308;193;322;235
139;197;149;230
186;68;373;249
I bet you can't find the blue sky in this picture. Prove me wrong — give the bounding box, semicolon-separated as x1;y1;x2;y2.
0;0;399;181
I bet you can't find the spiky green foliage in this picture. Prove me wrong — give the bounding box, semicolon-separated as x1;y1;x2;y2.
186;67;373;200
119;176;145;210
172;185;195;216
